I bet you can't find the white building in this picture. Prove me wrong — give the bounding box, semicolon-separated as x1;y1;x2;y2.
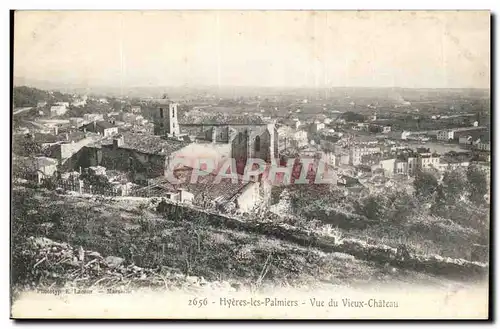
401;131;412;140
71;99;87;107
83;113;104;122
349;146;381;166
50;105;67;116
437;130;454;141
311;122;325;133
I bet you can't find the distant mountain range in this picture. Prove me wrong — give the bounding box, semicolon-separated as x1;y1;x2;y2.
13;76;490;100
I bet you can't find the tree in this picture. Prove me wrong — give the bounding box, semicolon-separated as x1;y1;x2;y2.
355;194;387;221
413;169;439;199
442;170;467;203
80;171;113;194
467;165;488;205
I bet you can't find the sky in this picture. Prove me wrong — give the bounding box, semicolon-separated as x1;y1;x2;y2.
14;11;490;89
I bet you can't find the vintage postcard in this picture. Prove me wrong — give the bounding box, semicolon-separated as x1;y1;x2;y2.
11;10;490;319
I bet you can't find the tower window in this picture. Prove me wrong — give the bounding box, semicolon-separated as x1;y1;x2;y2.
255;136;261;152
172;108;175;118
160;108;164;118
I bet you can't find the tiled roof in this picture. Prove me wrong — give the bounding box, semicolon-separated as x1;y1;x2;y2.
148;166;253;202
56;131;87;142
34;133;58;144
95;121;117;129
97;132;189;155
180;114;265;125
15;156;58;169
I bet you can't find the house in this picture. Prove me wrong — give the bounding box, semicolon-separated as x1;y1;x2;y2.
378;158;397;176
44;131;96;169
294;130;309;147
438;127;487;142
50;105;68;116
476;138;491;151
80;133;190;183
69;117;85;127
14;156;58;184
349;146;381;166
439;153;471;171
437;130;454;141
310;122;326;133
30;133;60;148
162;189;195;204
146;166;266;213
83;113;105;122
401;131;412;140
459;135;473;146
338;153;350;166
81;121;119;137
131;106;141;114
320;151;336;167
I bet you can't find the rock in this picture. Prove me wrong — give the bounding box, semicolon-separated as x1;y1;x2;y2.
104;256;125;268
231;282;241;291
86;251;102;259
186;276;199;285
29;237;61;249
131;265;142;272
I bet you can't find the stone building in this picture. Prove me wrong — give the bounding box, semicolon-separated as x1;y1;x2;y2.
151;100;180;137
231;124;279;174
81;121;119;137
76;133;189;183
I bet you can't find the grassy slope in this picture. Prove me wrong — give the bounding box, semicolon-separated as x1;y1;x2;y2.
12;188;461;289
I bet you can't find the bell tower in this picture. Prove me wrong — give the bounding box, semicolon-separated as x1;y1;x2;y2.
154;101;180;137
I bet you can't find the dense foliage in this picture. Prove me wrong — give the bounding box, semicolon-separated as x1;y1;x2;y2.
13;86;71;108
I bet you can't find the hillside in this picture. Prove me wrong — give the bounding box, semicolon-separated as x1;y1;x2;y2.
13;86;72;108
12;187;487;296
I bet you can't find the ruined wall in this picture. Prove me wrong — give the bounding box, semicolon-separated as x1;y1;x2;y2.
249;130;271;162
154;201;488;280
100;145;167;180
231;131;250;174
233;182;260;213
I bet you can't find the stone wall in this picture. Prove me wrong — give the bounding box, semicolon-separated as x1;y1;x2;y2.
155;201;488;280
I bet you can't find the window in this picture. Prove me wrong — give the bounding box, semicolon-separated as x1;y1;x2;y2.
255;136;261;152
160;108;164;118
172;108;175;118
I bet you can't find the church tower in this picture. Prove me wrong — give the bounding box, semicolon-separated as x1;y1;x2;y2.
154;101;180;137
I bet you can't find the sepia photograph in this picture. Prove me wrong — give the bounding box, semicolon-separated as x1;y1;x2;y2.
10;10;491;319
